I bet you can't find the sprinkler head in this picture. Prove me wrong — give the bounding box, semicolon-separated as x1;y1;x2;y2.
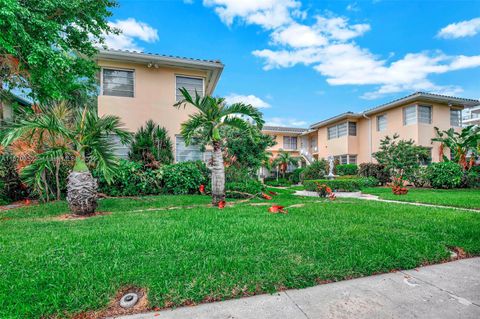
120;292;139;309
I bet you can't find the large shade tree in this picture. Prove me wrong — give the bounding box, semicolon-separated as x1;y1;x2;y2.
0;102;131;215
174;89;264;205
432;125;480;170
0;0;117;103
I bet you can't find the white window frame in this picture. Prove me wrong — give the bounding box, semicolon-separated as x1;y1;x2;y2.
100;67;135;98
418;105;432;124
283;136;298;150
376;114;387;132
175;74;205;102
450;108;462;127
403;105;417;126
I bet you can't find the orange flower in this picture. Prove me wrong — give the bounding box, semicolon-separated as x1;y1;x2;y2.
262;193;272;200
218;201;226;209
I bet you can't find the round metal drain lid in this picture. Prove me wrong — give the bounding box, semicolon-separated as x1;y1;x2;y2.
120;292;139;309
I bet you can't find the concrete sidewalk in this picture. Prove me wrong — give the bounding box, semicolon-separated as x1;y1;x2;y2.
116;258;480;319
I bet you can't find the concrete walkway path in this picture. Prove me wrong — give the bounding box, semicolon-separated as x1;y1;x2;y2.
294;190;480;213
116;258;480;319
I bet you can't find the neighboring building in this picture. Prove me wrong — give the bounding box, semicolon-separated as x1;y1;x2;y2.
96;49;224;160
463;105;480;126
0;92;31;124
262;92;479;165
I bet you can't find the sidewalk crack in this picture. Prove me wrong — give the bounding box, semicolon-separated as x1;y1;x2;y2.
284;291;310;319
400;270;480;308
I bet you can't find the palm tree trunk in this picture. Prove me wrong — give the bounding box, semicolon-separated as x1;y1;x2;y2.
211;141;225;205
55;157;61;200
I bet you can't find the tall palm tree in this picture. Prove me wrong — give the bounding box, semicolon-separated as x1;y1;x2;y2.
273;150;299;178
174;88;264;205
432;125;480;170
1;103;131;215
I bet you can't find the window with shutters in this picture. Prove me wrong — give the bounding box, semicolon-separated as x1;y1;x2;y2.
418;105;432;124
283;136;298;150
376;114;387;131
175;136;203;162
102;69;134;97
403;105;417;125
348;122;357;136
450;108;462;127
176;76;204;101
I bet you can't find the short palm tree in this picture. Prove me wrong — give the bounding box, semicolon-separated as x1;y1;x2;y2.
273;150;299;178
174;88;264;205
1;103;131;215
129;120;173;168
432;125;480;170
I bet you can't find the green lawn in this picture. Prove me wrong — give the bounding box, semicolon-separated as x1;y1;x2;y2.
1;192;480;318
362;187;480;209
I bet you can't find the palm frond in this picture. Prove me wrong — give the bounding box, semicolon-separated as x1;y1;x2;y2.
220;103;264;129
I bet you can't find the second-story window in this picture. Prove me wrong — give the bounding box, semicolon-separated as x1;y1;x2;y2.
348;122;357;136
450;108;462;127
102;69;134;97
176;76;204;101
327;122;351;140
403;105;417;125
377;114;387;131
418;105;432;124
283;136;298;150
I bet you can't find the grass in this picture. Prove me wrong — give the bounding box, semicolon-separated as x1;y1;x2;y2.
1;192;480;318
362;187;480;209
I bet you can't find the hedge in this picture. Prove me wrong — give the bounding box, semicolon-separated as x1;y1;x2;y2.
336;164;358;176
303;177;379;192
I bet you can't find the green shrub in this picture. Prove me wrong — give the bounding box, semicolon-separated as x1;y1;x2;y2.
426;162;463;189
465;166;480;188
95;159;163;196
410;166;429;188
163;161;209;195
225;180;265;198
301;160;327;181
336;164;358;176
358;163;390;185
264;178;292;187
225;166;251;183
303;177;378;192
0;154;28;202
289;167;304;184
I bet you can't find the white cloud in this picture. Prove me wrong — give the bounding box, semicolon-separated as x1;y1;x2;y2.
346;2;360;12
204;1;480;99
225;93;271;108
438;17;480;39
265;117;307;127
203;0;302;29
104;18;159;51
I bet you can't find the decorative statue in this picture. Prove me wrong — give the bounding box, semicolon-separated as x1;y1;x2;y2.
327;155;335;179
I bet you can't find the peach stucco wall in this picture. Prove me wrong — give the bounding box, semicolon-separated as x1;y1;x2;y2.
264;132;300;152
97;59;208;147
311;100;462;164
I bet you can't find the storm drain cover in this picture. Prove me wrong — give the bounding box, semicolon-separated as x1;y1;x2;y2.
120;292;139;309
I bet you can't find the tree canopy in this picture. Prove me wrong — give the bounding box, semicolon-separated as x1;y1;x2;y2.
0;0;117;102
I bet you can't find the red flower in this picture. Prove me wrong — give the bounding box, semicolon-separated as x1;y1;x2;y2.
199;184;205;194
268;191;277;196
262;193;272;200
218;201;226;209
268;205;287;214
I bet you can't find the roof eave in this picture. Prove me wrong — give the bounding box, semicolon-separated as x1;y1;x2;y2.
96;50;224;95
309;113;361;129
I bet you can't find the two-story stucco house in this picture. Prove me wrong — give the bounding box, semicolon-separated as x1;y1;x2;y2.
262;92;480;167
96;49;224;161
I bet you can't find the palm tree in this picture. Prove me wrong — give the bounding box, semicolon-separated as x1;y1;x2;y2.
129;120;173;168
432;125;480;170
1;103;131;215
174;88;264;205
273;150;299;178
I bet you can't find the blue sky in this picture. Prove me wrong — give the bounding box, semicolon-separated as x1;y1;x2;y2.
106;0;480;127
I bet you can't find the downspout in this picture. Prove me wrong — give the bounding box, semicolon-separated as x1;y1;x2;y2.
362;113;372;162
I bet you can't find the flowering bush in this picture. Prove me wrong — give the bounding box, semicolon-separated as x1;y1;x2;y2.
391;176;408;195
315;183;335;200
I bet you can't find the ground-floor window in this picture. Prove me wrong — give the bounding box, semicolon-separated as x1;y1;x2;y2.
110;134;130;159
334;154;357;165
175;136;212;163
